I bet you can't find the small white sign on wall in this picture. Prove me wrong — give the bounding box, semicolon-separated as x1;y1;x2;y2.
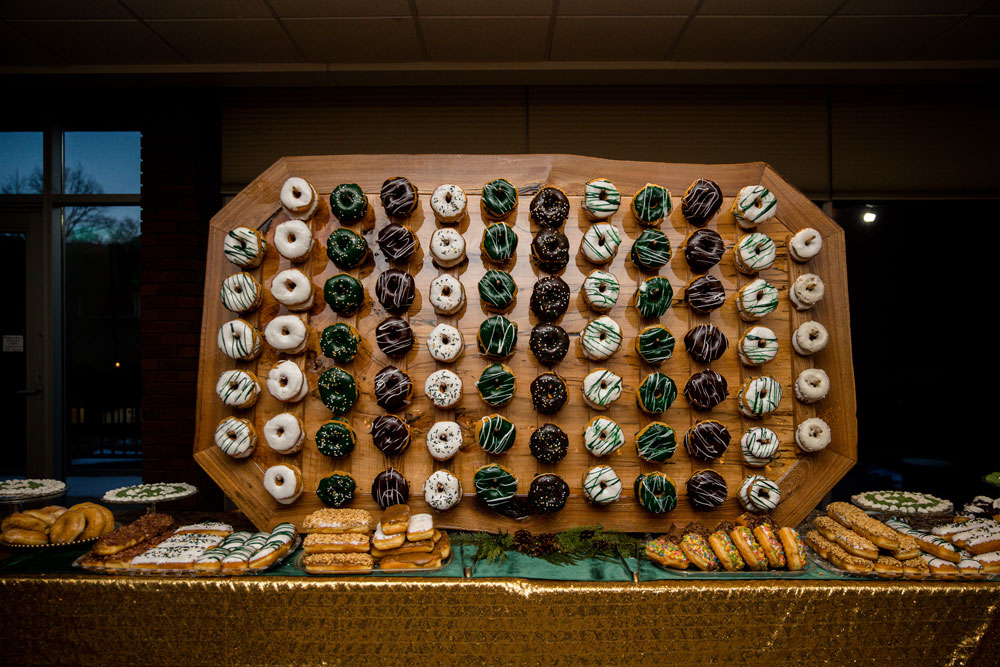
3;335;24;352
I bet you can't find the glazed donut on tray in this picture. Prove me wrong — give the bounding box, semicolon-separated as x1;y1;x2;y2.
429;227;466;267
267;360;309;403
264;315;309;354
263;464;303;505
427;323;463;363
789;228;822;262
430;184;467;223
792;320;829;356
795;368;830;404
271;269;315;311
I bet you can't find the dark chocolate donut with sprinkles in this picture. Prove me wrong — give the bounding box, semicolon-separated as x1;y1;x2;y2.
530;373;568;414
529;424;569;463
528;473;570;514
529;186;571;228
529;323;569;364
531;228;570;273
530;276;570;321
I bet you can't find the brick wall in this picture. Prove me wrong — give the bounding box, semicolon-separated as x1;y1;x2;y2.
140;91;223;508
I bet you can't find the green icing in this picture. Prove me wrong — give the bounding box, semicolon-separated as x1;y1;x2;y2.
315;419;356;458
224;228;266;266
317;473;357;507
636;325;675;364
478;270;517;310
635;277;674;318
477;414;516;454
736;232;775;270
583;370;622;408
477;315;518;359
482;178;517;219
320;323;360;364
637;372;677;414
632;184;671;224
329;183;368;223
986;472;1000;487
583;179;621;217
630;228;672;270
635;422;677;463
476;363;516;407
318;367;359;416
734;186;777;223
634;473;677;513
326;228;369;269
324;274;364;316
482;222;518;262
474;464;518;507
738;376;782;417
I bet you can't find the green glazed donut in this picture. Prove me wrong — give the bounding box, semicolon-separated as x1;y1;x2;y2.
636;372;677;414
329;183;368;223
635;422;677;463
478;270;517;311
324;273;364;316
315;419;357;458
631;183;671;225
316;471;356;507
326;228;369;269
476;363;516;407
474;463;518;507
634;472;677;513
476;414;516;455
635;276;674;318
481;222;518;262
481;178;518;221
318;367;359;416
630;228;672;270
635;324;675;364
477;315;518;359
320;323;361;364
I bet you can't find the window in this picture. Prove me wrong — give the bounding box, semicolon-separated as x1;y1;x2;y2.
64;131;141;195
0;132;44;194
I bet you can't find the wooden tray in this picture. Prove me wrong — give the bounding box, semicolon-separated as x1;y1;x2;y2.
194;154;857;533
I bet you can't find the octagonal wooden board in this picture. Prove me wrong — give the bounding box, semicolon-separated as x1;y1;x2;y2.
194;154;857;533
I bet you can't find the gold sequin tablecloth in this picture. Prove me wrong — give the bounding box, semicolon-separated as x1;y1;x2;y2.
1;576;999;666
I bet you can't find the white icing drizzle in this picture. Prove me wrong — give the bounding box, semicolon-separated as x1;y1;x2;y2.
220;273;261;313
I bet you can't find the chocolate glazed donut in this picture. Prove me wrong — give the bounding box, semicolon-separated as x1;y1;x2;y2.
684;324;728;364
370;415;410;456
529;324;569;364
530;276;570;321
686;469;728;509
530;424;569;463
685;275;726;313
681;178;723;226
530;373;568;414
375;269;415;314
377;223;417;262
373;365;413;412
375;316;414;357
529;186;570;228
684;422;731;462
684;229;726;272
371;468;409;509
528;473;570;514
531;229;570;273
684;370;729;410
380;177;418;218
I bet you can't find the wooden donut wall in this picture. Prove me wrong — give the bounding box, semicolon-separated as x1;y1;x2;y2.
194;154;857;532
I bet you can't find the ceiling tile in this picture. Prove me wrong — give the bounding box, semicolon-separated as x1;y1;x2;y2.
0;0;130;20
698;0;841;15
421;17;549;61
793;15;964;60
0;21;64;65
148;19;301;63
917;16;1000;59
551;17;686;60
284;18;420;63
269;0;411;17
120;0;270;20
416;0;552;16
8;20;184;64
837;0;984;15
674;16;825;60
558;0;696;15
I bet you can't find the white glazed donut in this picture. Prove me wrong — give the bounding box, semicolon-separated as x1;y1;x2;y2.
795;368;830;403
264;315;309;353
583;465;622;504
263;413;305;454
270;269;314;311
263;464;303;505
795;417;832;453
736;278;779;322
583;417;625;456
428;274;465;315
732;185;777;229
223;227;267;268
216;370;260;409
429;228;467;267
581;223;622;264
738;475;781;512
427;323;464;362
424;470;463;511
792;320;829;356
789;228;822;262
582;270;620;312
267;360;309;403
738;326;779;366
273;220;314;262
581;369;622;410
424;369;462;408
217;319;263;361
425;421;462;461
580;316;622;360
737;376;782;418
740;427;779;467
734;232;776;274
279;177;318;220
789;273;825;311
220;272;262;313
214;417;256;458
430;184;468;223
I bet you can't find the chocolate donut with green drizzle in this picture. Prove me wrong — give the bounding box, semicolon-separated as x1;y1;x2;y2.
635;276;674;318
631;183;671;226
380;176;418;218
530;276;570;321
477;315;518;359
530;424;568;463
316;472;356;507
528;474;569;514
318;367;359;416
478;269;517;312
681;178;722;226
630;228;672;270
636;422;677;463
684;228;725;272
476;363;516;407
634;472;678;514
531;373;568;414
481;222;518;263
481;178;518;221
635;324;675;364
315;419;357;458
529;186;570;228
529;323;569;364
531;228;570;273
320;323;361;363
476;414;516;455
329;183;368;223
684;275;726;314
323;274;364;316
326;228;369;269
474;464;518;508
637;372;678;414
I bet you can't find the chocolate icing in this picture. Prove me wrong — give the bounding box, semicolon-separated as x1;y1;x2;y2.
375;269;415;314
684;324;729;364
528;473;570;514
685;275;726;313
371;468;409;509
687;469;728;509
377;223;417;262
380;177;418;218
684;228;725;272
530;373;568;414
530;187;570;228
373;365;412;412
530;276;570;321
530;424;569;463
684;422;731;462
681;178;723;225
375;316;414;357
684;370;729;409
370;415;410;456
529;323;569;364
531;228;570;273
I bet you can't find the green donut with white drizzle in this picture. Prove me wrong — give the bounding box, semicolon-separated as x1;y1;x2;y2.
317;367;359;416
582;270;620;312
582;178;621;221
736;278;778;321
580;316;622;360
630;228;672;270
582;369;623;410
583;465;622;504
580;223;622;264
635;421;677;463
634;472;677;514
737;375;782;418
477;315;518;359
220;272;262;313
476;414;516;455
474;464;518;507
636;372;677;414
476;363;516;407
481;222;518;262
583;416;625;456
734;232;776;274
481;178;518;221
635;324;675;364
635;276;674;319
478;269;517;312
738;326;779;366
631;183;671;226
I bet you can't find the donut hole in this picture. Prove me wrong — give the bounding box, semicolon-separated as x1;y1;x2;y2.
234;285;243;294
276;427;285;437
598;190;608;201
442;286;452;296
600;380;608;390
754;196;763;209
226;430;238;442
285;279;297;291
755;290;766;301
438;383;448;393
338;191;353;206
597;236;607;247
757;389;769;400
809;426;822;437
809;330;820;341
757;340;768;349
279;376;289;388
228;380;240;391
281;326;290;336
275;474;286;487
598;283;607;293
808;378;822;388
287;232;297;243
